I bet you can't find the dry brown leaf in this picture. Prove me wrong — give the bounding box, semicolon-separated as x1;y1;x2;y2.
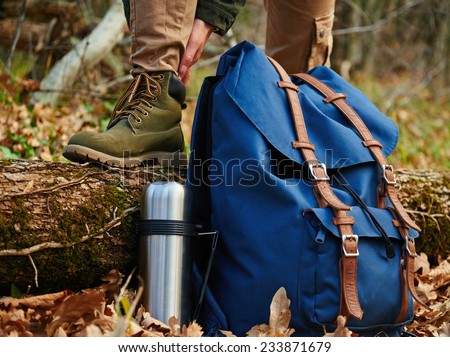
0;291;74;337
84;324;104;337
182;321;203;337
246;324;270;337
127;319;162;337
0;290;72;310
169;316;181;336
415;252;431;275
138;310;171;335
430;298;450;312
133;305;145;323
45;290;105;336
54;291;105;320
100;269;124;298
435;322;450;337
165;316;203;337
432;275;450;294
428;260;450;279
0;308;34;337
134;311;203;337
85;317;115;336
245;288;294;337
270;288;295;336
53;327;67;337
333;316;350;337
331;315;352;337
268;287;293;335
219;330;236;337
428;299;450;327
415;278;438;302
130;324;165;337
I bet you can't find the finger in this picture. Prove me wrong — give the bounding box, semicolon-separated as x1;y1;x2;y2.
179;50;195;83
181;67;191;86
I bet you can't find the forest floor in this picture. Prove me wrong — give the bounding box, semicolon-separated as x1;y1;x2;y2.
0;251;449;337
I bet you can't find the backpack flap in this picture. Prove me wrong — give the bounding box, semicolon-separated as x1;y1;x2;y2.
216;41;398;169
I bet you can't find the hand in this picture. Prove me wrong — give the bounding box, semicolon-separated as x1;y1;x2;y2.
179;19;214;85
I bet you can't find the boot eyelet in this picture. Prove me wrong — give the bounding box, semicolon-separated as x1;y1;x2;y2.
158;74;164;80
135;118;142;123
143;111;149;116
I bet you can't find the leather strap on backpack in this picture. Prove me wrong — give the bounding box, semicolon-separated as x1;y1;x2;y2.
388;207;430;318
292;73;421;233
267;57;364;321
269;59;351;211
295;72;427;319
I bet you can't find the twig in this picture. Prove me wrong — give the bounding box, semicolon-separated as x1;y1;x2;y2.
27;254;39;288
30;85;121;100
406;209;449;233
0;206;139;257
5;0;27;73
333;0;427;36
113;268;143;337
385;59;447;112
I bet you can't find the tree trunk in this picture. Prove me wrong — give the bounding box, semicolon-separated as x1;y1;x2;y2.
0;160;448;295
0;160;185;296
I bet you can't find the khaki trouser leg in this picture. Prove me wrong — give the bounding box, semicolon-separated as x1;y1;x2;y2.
129;0;197;75
264;0;335;73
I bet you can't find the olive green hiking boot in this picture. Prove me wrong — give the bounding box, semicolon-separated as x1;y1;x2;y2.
63;72;187;168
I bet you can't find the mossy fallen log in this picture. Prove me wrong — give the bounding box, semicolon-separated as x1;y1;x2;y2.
0;160;185;296
0;160;448;296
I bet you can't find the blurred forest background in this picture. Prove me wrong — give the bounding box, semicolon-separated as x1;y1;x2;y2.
0;0;449;170
0;1;449;337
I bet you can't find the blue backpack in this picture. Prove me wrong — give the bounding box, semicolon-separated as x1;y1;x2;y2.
188;41;422;337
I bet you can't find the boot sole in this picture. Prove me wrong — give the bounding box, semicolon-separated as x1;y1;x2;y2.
63;144;188;168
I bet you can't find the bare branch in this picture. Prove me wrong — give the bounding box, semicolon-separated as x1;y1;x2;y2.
5;0;27;73
333;0;427;36
30;0;127;105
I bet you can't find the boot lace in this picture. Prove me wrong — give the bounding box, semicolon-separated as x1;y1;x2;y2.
107;73;163;128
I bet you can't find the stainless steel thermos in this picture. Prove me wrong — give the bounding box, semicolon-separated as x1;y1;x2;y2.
138;181;195;325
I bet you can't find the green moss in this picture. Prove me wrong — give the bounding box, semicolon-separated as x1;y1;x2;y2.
0;198;32;248
402;175;450;264
0;171;158;294
36;242;106;293
45;182;132;245
0;188;140;295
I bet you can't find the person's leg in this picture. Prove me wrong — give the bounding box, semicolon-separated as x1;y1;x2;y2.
129;0;196;75
264;0;335;73
63;0;197;167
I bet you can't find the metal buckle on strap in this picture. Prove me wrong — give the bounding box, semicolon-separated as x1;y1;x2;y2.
381;164;397;185
342;234;359;257
308;162;330;181
404;235;418;257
